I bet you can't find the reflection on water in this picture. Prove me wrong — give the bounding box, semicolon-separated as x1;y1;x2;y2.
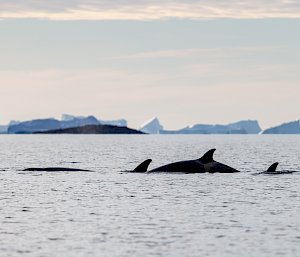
0;135;300;257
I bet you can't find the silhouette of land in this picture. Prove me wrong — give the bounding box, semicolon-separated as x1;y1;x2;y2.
35;124;145;134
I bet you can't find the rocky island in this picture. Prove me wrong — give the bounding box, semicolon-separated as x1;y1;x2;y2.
35;124;144;134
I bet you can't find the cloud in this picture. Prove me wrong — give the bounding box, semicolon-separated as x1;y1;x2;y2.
1;0;300;20
109;46;286;60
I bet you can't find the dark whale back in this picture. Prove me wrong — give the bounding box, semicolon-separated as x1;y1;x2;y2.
198;148;216;164
267;162;279;172
23;167;94;172
148;159;205;173
148;149;217;173
130;148;239;173
201;149;239;173
133;159;152;173
205;161;240;173
253;162;297;175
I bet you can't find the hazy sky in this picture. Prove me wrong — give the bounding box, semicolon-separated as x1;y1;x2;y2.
0;1;299;129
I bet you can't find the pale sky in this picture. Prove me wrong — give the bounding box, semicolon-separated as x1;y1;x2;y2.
0;1;299;129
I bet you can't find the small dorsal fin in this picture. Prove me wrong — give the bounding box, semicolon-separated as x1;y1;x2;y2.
199;149;216;164
267;162;279;172
133;159;152;172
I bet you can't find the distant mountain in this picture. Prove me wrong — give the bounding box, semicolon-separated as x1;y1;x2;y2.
161;120;261;134
261;120;300;134
35;124;144;134
139;117;163;134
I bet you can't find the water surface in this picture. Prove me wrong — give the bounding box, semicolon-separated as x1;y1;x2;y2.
0;135;299;257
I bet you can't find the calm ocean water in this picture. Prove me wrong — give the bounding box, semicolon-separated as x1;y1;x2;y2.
0;135;300;257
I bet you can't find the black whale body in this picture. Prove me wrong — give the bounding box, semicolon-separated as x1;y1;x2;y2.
133;149;239;173
148;159;206;173
23;167;94;172
253;162;298;175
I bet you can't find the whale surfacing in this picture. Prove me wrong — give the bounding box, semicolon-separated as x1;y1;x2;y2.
148;159;206;173
254;162;297;175
132;149;239;173
23;167;94;172
204;160;240;173
266;162;279;173
133;159;152;173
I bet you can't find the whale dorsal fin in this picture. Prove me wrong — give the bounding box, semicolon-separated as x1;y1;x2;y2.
267;162;279;172
133;159;152;172
199;149;216;164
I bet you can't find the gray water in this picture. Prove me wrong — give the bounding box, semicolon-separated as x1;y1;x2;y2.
0;135;300;257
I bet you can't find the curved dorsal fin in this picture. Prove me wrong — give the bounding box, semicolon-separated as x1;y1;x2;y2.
267;162;279;172
133;159;152;172
199;149;216;164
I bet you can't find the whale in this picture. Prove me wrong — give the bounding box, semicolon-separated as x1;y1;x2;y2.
253;162;297;175
22;167;94;172
132;149;239;173
203;156;240;173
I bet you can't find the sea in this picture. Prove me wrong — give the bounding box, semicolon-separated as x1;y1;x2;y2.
0;135;300;257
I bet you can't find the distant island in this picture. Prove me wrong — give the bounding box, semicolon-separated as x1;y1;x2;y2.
0;113;299;134
35;124;144;134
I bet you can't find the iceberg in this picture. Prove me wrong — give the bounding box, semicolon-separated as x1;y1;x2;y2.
161;120;261;134
139;117;163;134
7;115;129;134
61;114;86;121
261;120;300;134
8;118;61;134
0;125;8;134
62;114;127;127
61;116;99;129
98;119;127;127
227;120;261;134
0;120;20;134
